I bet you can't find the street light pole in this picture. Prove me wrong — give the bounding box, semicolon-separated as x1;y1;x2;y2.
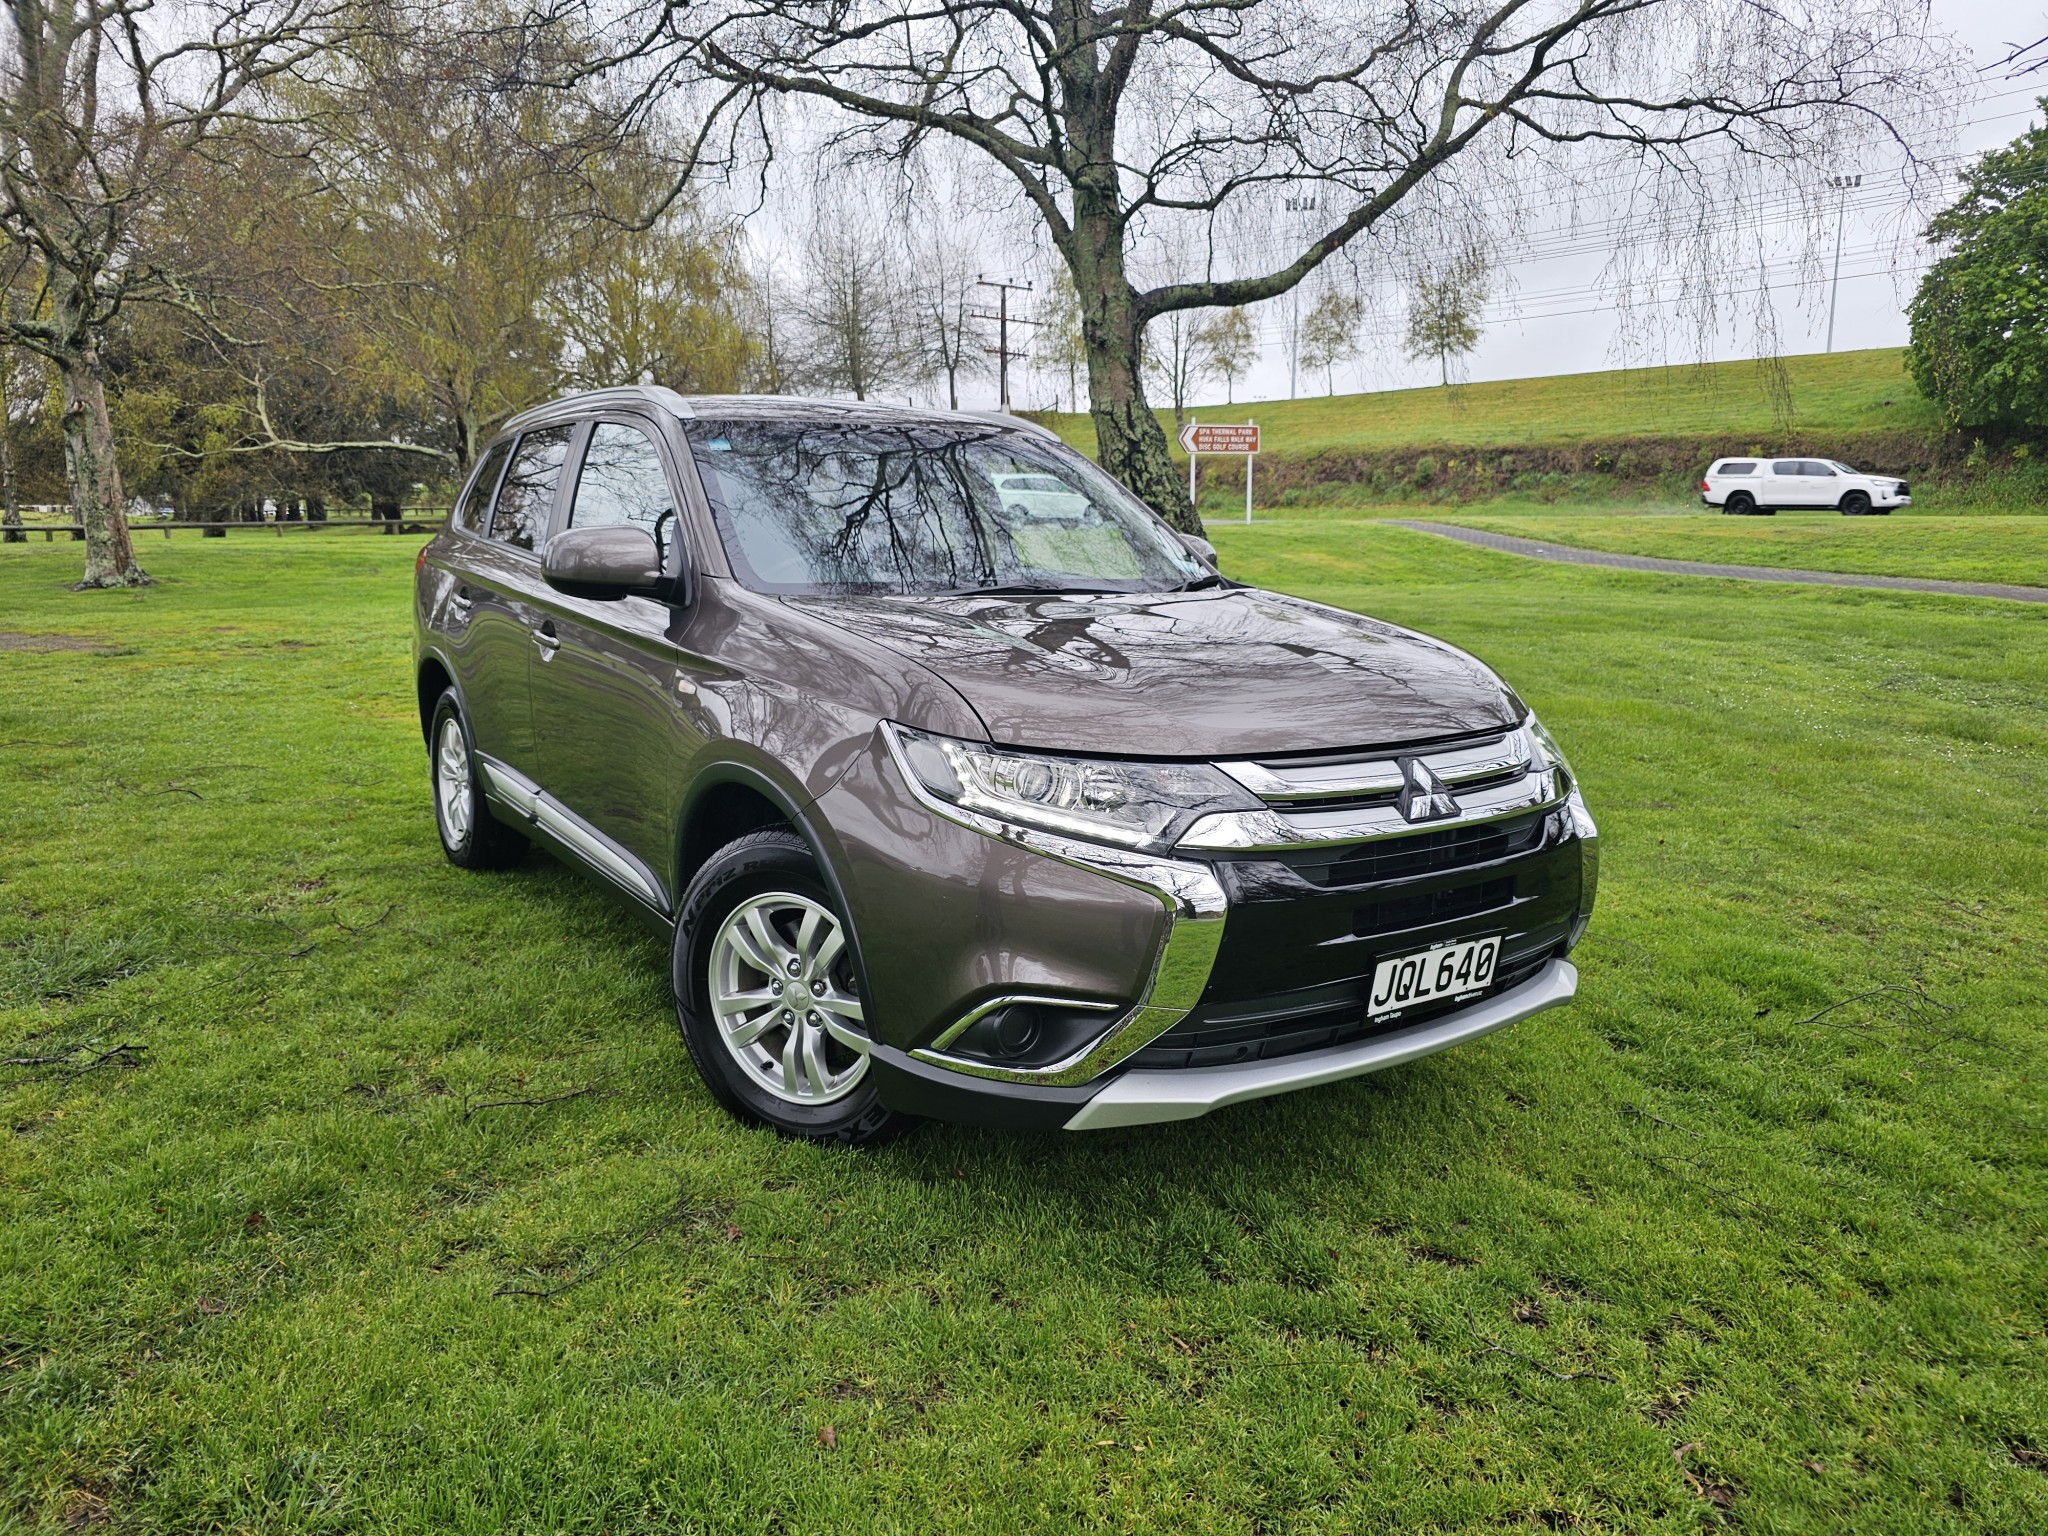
1825;173;1861;355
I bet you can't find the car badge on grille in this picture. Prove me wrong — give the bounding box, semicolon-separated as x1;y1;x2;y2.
1396;758;1460;823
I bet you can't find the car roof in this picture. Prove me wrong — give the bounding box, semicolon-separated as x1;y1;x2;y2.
500;387;1059;441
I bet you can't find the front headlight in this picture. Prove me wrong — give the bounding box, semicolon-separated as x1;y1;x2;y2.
1525;711;1575;781
885;723;1257;852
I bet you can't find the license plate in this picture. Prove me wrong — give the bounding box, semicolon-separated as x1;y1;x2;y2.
1368;935;1501;1019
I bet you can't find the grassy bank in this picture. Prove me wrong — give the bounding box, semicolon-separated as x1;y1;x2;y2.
1042;349;1936;458
3;538;2044;1532
1040;349;2045;512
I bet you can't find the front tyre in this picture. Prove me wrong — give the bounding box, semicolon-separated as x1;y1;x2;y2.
1841;491;1871;515
429;689;526;869
673;830;909;1146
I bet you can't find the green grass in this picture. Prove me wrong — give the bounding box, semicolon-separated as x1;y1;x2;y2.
1363;513;2048;588
1046;349;1937;459
3;537;2045;1533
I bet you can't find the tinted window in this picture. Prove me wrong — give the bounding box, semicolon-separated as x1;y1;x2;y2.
1717;461;1756;475
1801;461;1836;476
453;441;512;535
1771;461;1801;475
685;419;1204;596
569;423;676;543
489;426;573;551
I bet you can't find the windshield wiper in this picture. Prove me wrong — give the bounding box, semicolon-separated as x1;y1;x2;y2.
942;581;1119;596
1170;573;1228;591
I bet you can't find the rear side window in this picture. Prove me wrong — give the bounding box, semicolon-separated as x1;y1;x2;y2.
452;440;512;535
1716;461;1756;476
568;423;676;539
489;426;574;551
1771;460;1802;476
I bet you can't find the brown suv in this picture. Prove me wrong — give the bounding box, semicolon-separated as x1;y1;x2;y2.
414;389;1597;1143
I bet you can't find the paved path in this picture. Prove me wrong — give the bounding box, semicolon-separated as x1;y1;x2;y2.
1389;520;2048;605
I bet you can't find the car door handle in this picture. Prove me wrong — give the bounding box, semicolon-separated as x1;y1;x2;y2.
534;620;560;658
450;586;474;615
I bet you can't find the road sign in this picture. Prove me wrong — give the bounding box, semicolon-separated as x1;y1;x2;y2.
1179;422;1260;455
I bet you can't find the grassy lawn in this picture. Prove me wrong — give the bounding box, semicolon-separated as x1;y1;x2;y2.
1380;513;2048;589
3;536;2044;1533
1045;349;1934;459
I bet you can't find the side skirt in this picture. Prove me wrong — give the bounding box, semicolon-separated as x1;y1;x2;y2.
478;756;671;924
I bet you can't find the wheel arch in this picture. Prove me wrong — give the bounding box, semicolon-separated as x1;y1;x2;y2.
673;761;877;1013
417;653;457;743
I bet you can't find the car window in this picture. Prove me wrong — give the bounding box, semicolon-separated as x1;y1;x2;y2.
1771;461;1801;475
1801;461;1836;476
489;426;573;552
1717;461;1756;475
453;441;512;535
685;419;1204;596
1829;461;1859;475
568;423;676;545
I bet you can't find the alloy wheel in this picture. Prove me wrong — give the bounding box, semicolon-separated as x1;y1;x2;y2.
435;714;473;848
708;892;871;1104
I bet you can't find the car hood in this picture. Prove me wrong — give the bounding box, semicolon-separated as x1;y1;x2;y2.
783;588;1519;757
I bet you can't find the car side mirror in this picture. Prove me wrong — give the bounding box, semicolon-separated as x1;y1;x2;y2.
543;525;668;601
1176;530;1218;566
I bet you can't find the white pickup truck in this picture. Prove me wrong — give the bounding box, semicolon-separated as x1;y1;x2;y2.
1700;458;1912;515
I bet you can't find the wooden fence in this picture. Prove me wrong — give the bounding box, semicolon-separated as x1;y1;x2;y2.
2;515;449;543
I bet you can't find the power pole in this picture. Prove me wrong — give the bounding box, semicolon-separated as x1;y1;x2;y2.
1283;193;1318;399
1825;172;1861;354
973;275;1037;410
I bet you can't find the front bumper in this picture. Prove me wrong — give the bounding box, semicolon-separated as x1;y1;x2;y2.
1066;959;1577;1129
822;725;1594;1130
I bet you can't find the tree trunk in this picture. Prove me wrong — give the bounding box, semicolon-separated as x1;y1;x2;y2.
306;495;327;523
59;349;148;587
1081;279;1198;534
0;357;20;544
371;492;401;532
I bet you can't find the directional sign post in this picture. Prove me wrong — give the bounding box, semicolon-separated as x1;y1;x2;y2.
1179;420;1261;523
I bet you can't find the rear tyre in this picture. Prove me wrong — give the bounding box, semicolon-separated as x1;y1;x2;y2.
429;689;526;869
672;830;910;1146
1725;492;1756;516
1841;491;1871;516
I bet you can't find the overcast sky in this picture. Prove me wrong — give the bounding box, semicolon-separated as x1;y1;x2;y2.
926;0;2040;414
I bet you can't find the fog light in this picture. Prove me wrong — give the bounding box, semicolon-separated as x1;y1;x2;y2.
989;1005;1043;1058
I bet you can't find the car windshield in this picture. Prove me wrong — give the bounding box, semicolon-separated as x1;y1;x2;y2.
683;418;1205;595
1830;461;1860;474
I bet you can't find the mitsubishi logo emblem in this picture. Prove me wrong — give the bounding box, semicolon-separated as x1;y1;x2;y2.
1396;758;1460;823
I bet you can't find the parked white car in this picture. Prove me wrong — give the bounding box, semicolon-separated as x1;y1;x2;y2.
1700;458;1911;516
990;471;1093;523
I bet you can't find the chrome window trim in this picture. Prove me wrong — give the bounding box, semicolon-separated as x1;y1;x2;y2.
1177;767;1565;852
878;723;1227;1087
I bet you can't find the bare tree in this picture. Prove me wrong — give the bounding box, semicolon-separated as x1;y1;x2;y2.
1300;289;1363;396
0;0;342;586
1405;251;1490;387
907;224;986;409
1201;308;1256;404
1144;308;1213;432
791;209;915;400
1034;266;1086;412
632;0;1961;532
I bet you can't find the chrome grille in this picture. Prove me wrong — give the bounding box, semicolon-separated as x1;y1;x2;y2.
1179;726;1568;852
